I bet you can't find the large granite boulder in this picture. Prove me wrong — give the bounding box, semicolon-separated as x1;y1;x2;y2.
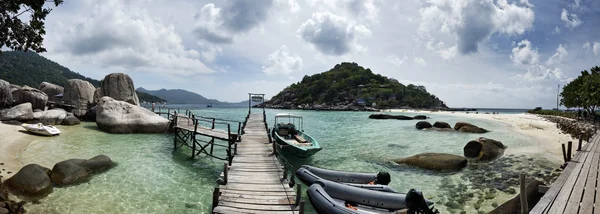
99;73;140;105
63;79;95;117
50;159;90;185
96;96;169;133
13;86;48;110
454;122;489;133
80;155;113;172
9;84;20;98
0;103;34;121
93;88;102;103
61;115;81;125
415;121;432;130
463;137;507;162
4;164;52;196
38;82;64;101
432;121;451;129
40;108;67;125
394;153;467;171
0;79;12;108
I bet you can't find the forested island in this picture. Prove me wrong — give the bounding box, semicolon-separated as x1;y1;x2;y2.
261;62;447;110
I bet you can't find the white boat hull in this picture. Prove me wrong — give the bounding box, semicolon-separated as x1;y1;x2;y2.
22;123;61;136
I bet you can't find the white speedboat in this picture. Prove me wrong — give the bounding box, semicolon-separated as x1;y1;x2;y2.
21;123;61;136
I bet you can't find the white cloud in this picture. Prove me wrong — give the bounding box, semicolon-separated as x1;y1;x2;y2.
546;44;568;65
510;40;539;65
514;64;566;83
583;42;591;52
262;45;303;75
594;42;600;57
418;0;534;56
553;26;561;34
307;0;379;23
561;9;582;30
47;0;213;76
297;11;371;55
519;0;533;7
414;57;427;66
386;55;408;67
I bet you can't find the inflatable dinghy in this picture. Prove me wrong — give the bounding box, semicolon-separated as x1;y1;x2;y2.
297;168;397;192
301;165;391;185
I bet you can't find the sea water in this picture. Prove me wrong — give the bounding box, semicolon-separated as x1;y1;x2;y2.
19;107;559;214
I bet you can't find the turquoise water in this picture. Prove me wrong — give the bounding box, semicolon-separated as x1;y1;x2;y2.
18;108;559;213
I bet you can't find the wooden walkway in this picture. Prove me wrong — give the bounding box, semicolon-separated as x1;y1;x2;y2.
212;113;301;214
531;133;600;213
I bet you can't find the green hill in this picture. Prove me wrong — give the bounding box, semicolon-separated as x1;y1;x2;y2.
0;51;165;103
265;62;447;109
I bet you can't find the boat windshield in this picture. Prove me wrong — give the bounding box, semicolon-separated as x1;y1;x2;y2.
274;114;304;131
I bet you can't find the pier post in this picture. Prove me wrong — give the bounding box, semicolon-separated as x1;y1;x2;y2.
211;187;220;210
167;109;170;120
578;132;583;151
294;184;302;208
282;164;288;180
227;140;233;166
192;115;197;159
299;200;305;214
567;141;572;161
223;162;228;185
289;169;296;188
519;173;528;214
561;143;568;163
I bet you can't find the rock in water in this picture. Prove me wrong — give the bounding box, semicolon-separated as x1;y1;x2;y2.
13;86;48;110
454;122;489;133
413;115;428;120
0;79;13;108
96;96;169;133
0;103;34;121
80;155;113;172
463;137;507;162
415;121;432;130
38;82;64;101
63;79;95;117
50;159;90;185
99;73;140;105
4;164;52;196
432;121;451;129
369;114;414;120
394;153;467;171
61;115;81;125
40;108;67;125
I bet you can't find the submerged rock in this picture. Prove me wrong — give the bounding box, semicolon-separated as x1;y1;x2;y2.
96;96;169;133
0;103;34;121
432;121;451;129
50;159;90;185
369;114;414;120
4;164;52;197
394;153;467;171
99;73;140;106
415;121;432;130
413;115;428;120
463;137;507;162
80;155;113;172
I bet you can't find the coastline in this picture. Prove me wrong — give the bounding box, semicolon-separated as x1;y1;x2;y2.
389;109;576;163
0;122;35;180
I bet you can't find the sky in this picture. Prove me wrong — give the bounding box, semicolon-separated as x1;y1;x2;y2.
35;0;600;108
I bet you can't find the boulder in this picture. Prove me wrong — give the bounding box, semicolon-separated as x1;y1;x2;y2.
33;111;43;120
0;103;34;121
413;115;428;120
63;79;95;117
99;73;140;105
0;79;12;108
80;155;113;172
394;153;467;171
96;96;169;133
13;86;48;110
463;137;507;162
50;159;90;185
83;105;97;122
61;115;81;125
9;84;20;98
40;108;67;125
415;121;432;130
4;164;52;196
93;88;102;103
38;82;64;101
432;121;451;129
369;114;414;120
454;122;489;133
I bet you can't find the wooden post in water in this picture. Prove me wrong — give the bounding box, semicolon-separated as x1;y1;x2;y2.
227;140;233;166
223;162;228;185
282;164;288;180
192;115;198;159
519;173;528;214
295;184;302;208
299;200;305;214
211;187;220;210
561;143;568;163
567;141;572;161
167;108;170;120
212;118;215;129
578;132;583;151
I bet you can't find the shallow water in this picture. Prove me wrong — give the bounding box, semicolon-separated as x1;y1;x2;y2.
18;108;560;214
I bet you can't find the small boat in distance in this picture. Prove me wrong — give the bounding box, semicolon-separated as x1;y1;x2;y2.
21;123;61;136
271;113;322;158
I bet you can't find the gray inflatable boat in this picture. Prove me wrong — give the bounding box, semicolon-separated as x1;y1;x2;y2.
297;166;397;192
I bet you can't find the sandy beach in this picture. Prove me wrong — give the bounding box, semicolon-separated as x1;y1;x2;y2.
389;109;578;163
0;122;35;180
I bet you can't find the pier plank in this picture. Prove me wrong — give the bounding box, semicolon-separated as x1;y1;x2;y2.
578;141;600;214
563;140;598;213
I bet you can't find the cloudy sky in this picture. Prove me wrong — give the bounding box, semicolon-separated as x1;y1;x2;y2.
38;0;600;108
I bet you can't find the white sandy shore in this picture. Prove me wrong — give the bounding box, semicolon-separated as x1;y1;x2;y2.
389;109;577;163
0;122;35;180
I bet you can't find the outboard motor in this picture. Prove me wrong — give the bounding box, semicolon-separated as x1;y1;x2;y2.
374;172;391;185
405;189;439;214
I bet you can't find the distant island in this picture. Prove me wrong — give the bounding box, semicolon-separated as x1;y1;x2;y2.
136;87;247;106
261;62;447;110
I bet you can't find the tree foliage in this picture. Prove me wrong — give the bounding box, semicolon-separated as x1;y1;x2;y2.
1;0;63;53
560;66;600;114
269;62;447;109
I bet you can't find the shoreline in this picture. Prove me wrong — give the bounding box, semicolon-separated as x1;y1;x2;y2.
0;122;36;180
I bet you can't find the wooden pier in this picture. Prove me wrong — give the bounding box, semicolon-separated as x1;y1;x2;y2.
531;133;600;213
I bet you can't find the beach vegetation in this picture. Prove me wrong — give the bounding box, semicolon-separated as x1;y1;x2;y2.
560;66;600;116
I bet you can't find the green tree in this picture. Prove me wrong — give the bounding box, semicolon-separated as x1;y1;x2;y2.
561;66;600;115
1;0;63;53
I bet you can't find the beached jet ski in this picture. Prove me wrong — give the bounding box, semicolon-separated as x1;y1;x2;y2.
21;123;61;136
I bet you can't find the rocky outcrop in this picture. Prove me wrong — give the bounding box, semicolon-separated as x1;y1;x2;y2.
394;153;467;171
0;103;34;121
50;159;90;185
63;79;95;117
432;121;451;129
99;73;140;105
0;79;12;108
9;85;20;98
38;82;64;101
413;115;428;120
80;155;113;172
463;137;507;162
40;108;67;125
96;96;169;133
93;88;101;103
454;122;489;133
369;114;414;120
541;115;596;142
415;121;432;130
3;164;52;197
13;86;48;110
